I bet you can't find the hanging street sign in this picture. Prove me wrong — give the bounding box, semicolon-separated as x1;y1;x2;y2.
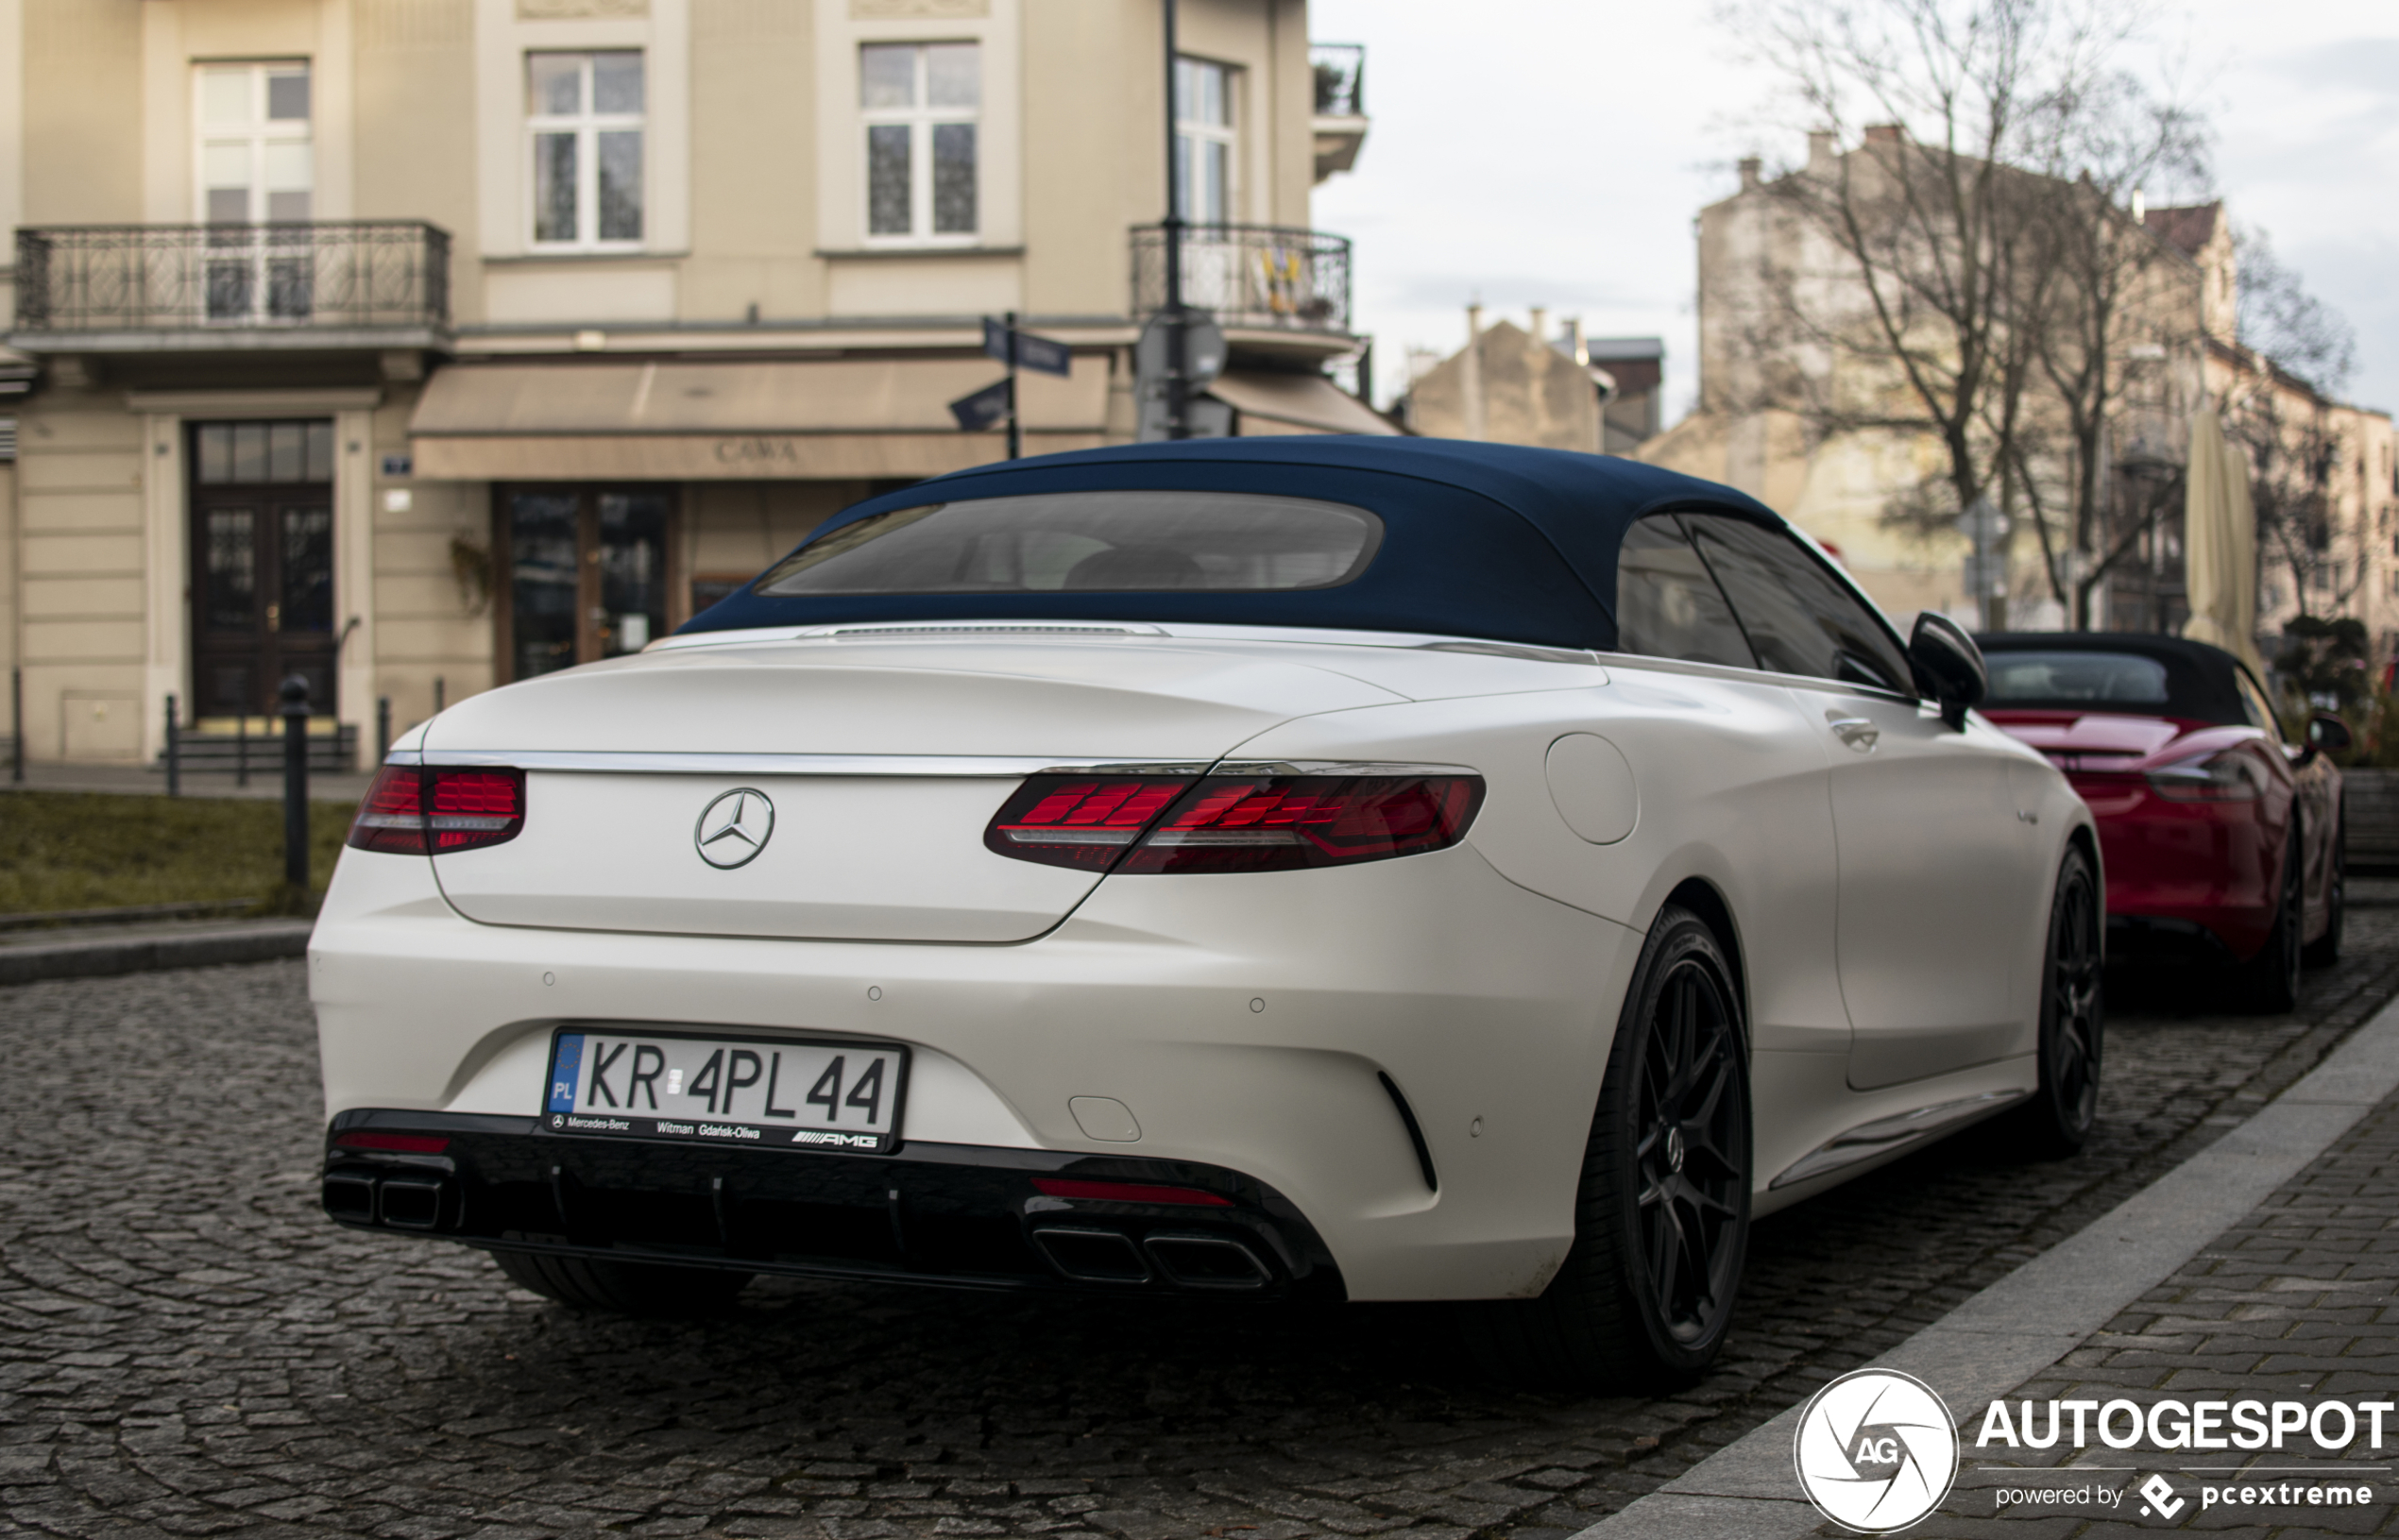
983;317;1074;379
948;378;1012;433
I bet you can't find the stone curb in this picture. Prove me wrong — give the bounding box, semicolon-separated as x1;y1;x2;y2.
0;920;315;986
1570;991;2399;1540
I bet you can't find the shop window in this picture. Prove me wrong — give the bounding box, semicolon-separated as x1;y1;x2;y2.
501;488;676;681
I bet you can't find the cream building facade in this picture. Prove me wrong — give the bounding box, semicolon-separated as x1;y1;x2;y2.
1642;141;2397;654
0;0;1379;767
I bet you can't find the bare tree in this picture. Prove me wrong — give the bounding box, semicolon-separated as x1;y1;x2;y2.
2220;228;2361;621
1713;0;2140;610
1713;0;2217;627
2235;226;2356;393
2006;64;2211;625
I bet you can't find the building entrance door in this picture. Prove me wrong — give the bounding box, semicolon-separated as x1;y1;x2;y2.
189;420;338;718
501;487;675;682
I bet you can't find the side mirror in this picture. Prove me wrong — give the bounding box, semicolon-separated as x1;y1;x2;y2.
1910;613;1988;730
2306;712;2353;755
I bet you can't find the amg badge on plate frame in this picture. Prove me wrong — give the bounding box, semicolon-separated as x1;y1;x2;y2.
694;787;774;868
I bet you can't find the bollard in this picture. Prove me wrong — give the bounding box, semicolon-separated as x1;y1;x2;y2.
164;693;180;797
434;675;446;715
377;695;392;765
281;675;311;904
236;712;249;788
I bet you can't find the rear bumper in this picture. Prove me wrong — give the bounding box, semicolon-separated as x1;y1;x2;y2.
323;1110;1342;1299
309;837;1640;1302
2071;776;2279;960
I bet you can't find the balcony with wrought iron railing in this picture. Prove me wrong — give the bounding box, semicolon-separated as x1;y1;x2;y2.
1130;224;1353;345
11;221;451;351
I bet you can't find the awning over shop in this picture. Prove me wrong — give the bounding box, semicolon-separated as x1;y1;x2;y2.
1206;369;1400;436
409;356;1111;480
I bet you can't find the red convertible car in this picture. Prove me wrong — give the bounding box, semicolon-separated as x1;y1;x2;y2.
1976;634;2348;1012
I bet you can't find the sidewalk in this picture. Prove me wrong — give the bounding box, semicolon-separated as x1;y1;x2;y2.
0;914;314;984
1928;1080;2399;1535
4;760;376;802
1574;997;2399;1539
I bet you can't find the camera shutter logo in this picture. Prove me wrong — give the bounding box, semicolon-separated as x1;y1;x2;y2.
1793;1368;1960;1532
694;788;774;869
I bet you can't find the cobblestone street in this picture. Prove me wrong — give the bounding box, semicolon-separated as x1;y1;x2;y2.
9;892;2399;1540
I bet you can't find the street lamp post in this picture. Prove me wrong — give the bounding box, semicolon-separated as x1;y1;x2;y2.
1161;0;1188;441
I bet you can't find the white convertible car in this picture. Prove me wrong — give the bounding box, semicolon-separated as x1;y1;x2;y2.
313;437;2101;1384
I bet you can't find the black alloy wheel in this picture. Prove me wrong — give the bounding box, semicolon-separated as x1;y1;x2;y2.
2012;845;2103;1158
2304;821;2345;967
2238;824;2305;1014
1629;945;1748;1345
1458;905;1751;1387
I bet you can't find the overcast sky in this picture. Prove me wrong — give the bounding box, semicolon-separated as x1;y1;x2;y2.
1307;1;2399;427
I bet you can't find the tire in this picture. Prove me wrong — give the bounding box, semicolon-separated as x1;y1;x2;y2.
2007;845;2103;1159
2304;821;2344;968
1458;905;1751;1389
489;1248;753;1315
2236;825;2305;1014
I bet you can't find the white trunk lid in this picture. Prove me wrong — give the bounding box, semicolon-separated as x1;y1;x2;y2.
421;635;1402;942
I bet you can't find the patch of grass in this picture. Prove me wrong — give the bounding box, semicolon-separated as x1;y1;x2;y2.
0;791;358;916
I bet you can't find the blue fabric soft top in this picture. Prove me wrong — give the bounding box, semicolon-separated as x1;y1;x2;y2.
678;435;1783;652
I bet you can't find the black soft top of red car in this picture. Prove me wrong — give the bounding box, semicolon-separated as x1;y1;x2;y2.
1973;632;2253;726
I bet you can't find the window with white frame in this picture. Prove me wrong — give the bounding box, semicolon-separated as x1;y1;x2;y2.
196;62;313;224
860;42;979;242
527;51;645;248
1175;57;1235;226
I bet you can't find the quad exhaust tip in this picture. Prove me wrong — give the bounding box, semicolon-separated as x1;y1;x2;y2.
1030;1227;1151;1283
1029;1226;1271;1290
322;1169;458;1232
1143;1232;1271;1290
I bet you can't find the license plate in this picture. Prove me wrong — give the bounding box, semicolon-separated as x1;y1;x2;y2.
542;1029;907;1155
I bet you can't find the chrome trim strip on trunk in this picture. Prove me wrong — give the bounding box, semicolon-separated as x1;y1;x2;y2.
1767;1089;2026;1189
1211;760;1479;779
385;752;1481;779
383;751;1216;777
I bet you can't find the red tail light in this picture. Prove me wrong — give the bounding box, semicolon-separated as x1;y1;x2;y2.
347;767;526;855
985;775;1199;868
1126;772;1484;872
985;769;1482;874
2146;748;2270;802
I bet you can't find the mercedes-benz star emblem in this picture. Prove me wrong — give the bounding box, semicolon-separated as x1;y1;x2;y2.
694;788;774;869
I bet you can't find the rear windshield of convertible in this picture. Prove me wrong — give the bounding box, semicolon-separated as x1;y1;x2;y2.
753;490;1384;597
1984;651;2173;707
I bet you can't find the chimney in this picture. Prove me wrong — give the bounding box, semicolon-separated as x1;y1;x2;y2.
1739;156;1762;191
1567;316;1588;366
1461;302;1486;442
1863;123;1903;145
1528;306;1548;347
1806;130;1836;171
